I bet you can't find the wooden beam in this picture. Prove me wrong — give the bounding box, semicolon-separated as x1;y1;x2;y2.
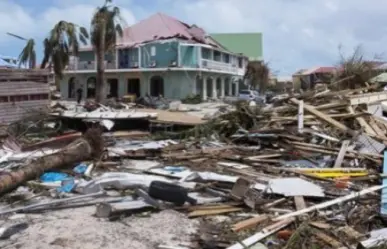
333;140;350;168
290;98;351;133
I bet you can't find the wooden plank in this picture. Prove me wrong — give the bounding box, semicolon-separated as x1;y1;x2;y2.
347;106;377;135
273;185;386;221
188;207;243;218
298;100;304;133
290;98;351;133
333;140;350;168
231;214;269;232
294;196;306;210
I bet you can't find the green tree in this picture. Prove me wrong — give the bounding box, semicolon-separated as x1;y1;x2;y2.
7;21;88;79
6;33;36;69
91;0;124;103
41;21;89;78
243;60;270;94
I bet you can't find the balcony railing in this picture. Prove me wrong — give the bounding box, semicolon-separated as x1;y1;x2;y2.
77;61;95;70
104;61;116;70
201;59;240;73
67;60;118;70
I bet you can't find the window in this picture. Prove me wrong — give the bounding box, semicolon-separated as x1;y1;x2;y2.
238;57;243;68
10;95;28;102
150;46;156;56
30;94;49;100
214;51;221;61
0;96;8;102
201;48;211;59
224;54;230;63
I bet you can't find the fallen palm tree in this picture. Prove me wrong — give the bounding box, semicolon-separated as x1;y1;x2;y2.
0;128;103;196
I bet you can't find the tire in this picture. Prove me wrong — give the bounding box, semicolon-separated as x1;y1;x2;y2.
148;181;189;206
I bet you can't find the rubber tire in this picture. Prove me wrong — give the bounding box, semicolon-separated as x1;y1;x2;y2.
148;181;188;206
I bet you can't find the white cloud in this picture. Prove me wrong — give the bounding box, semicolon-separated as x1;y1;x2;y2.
0;0;136;44
163;0;387;74
1;0;386;74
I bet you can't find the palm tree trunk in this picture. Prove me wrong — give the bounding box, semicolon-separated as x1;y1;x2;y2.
0;138;93;196
95;24;107;103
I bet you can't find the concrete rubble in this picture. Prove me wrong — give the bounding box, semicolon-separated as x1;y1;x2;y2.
2;83;387;249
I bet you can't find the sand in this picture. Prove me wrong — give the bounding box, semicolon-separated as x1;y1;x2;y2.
0;207;198;249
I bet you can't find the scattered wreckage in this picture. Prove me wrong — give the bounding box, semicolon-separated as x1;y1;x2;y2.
1;85;387;248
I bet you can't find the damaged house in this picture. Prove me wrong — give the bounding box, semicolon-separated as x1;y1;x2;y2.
61;13;253;101
0;69;51;124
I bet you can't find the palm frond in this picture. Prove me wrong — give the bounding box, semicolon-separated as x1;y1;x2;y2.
18;39;36;68
6;32;28;41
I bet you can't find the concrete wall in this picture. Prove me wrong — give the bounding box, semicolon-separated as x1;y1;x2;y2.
60;71;197;100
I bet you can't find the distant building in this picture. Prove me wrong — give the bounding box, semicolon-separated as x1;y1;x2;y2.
61;13;255;101
210;33;263;61
292;66;336;91
0;69;50;124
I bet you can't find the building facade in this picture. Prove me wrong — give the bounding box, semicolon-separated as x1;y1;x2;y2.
61;13;251;101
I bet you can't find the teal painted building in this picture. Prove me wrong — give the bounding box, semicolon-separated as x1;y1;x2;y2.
62;13;252;101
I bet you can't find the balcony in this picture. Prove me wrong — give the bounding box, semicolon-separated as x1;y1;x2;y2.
104;60;116;70
77;61;95;70
201;59;239;74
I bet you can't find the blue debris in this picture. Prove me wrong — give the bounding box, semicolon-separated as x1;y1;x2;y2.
57;178;76;193
73;163;88;174
40;172;76;193
40;172;70;182
164;166;186;173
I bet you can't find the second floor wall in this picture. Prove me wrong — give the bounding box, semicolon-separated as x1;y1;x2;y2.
69;40;248;74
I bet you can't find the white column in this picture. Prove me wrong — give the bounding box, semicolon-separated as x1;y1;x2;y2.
192;77;197;95
229;79;233;96
220;77;225;98
211;78;217;99
202;76;207;101
115;49;119;69
235;79;239;96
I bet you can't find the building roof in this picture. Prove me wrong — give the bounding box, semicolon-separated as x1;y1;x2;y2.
293;66;336;76
117;13;221;48
209;33;263;61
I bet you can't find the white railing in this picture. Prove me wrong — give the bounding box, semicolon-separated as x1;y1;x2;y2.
201;59;244;75
104;61;116;70
67;60;118;70
77;61;95;70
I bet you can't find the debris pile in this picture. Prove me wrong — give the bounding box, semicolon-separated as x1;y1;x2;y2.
1;85;387;249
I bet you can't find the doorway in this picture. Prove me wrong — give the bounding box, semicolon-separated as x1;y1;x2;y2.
86;77;96;98
68;77;75;98
150;76;164;97
127;78;140;97
107;78;118;98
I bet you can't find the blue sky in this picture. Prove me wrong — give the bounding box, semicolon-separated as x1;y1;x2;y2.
1;0;386;75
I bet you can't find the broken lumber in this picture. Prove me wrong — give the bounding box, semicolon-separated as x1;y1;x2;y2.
273;184;387;221
0;129;102;196
290;98;353;134
188;207;243;218
231;214;269;232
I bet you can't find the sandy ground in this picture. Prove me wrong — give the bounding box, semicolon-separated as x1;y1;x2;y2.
0;207;199;249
